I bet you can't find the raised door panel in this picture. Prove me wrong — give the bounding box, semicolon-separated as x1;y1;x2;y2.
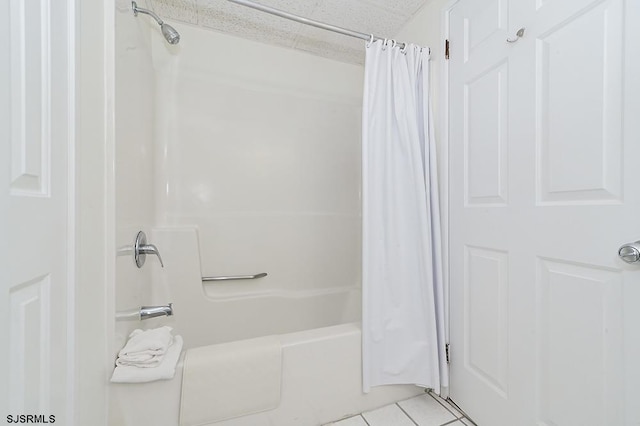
537;259;623;426
9;276;52;413
9;0;51;196
463;0;508;63
535;0;623;204
464;246;509;397
464;62;508;206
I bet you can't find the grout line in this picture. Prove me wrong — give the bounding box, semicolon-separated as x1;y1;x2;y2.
395;402;419;426
330;393;477;426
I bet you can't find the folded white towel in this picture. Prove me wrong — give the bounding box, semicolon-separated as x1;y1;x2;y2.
118;326;173;357
116;351;164;368
111;335;183;383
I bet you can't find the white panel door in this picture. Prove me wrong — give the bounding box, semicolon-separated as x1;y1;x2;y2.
449;0;640;424
0;0;75;424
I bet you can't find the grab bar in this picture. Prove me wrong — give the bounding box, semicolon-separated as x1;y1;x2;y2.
202;272;268;282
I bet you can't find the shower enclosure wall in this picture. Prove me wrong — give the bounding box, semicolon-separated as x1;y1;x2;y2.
111;8;420;424
152;24;364;342
114;2;363;347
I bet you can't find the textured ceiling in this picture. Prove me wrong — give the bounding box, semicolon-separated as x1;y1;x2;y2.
146;0;431;64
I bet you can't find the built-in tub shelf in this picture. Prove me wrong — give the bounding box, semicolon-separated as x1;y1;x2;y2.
202;273;268;282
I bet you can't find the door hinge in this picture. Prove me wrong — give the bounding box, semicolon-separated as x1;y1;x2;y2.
446;343;451;364
445;39;450;60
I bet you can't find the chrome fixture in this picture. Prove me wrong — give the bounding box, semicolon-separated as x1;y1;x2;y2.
226;0;426;52
134;231;164;268
619;241;640;264
202;272;268;282
132;1;180;45
507;27;526;43
140;303;173;320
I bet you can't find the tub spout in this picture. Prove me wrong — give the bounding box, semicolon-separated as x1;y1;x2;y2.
140;303;173;320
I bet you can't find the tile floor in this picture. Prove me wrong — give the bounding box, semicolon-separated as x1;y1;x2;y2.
325;392;477;426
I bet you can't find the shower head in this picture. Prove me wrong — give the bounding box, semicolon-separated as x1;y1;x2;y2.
161;23;180;45
132;1;181;45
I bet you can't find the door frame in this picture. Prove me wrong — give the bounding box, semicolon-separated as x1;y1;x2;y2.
439;0;458;398
73;0;115;423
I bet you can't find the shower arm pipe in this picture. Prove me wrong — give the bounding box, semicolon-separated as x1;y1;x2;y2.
226;0;410;49
132;1;164;25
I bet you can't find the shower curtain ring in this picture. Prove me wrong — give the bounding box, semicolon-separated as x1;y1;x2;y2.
367;34;374;47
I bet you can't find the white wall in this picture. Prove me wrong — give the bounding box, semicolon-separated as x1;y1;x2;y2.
151;25;365;298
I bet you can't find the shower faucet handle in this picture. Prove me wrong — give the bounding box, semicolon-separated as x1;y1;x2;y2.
134;231;164;268
138;243;164;267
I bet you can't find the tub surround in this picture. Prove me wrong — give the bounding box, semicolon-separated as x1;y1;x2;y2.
111;323;422;426
151;24;364;303
149;227;360;346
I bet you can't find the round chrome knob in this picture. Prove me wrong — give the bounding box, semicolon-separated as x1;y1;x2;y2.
618;241;640;264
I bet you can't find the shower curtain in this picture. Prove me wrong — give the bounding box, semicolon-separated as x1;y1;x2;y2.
362;40;448;393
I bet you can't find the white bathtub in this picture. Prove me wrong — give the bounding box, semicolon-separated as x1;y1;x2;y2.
111;322;422;425
110;228;422;425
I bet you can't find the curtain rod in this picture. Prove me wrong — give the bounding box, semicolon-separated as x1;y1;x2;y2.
226;0;411;49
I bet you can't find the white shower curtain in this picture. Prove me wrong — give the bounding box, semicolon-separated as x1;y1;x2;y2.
362;40;448;393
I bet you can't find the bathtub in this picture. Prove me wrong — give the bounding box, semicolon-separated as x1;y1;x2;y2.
110;228;422;425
